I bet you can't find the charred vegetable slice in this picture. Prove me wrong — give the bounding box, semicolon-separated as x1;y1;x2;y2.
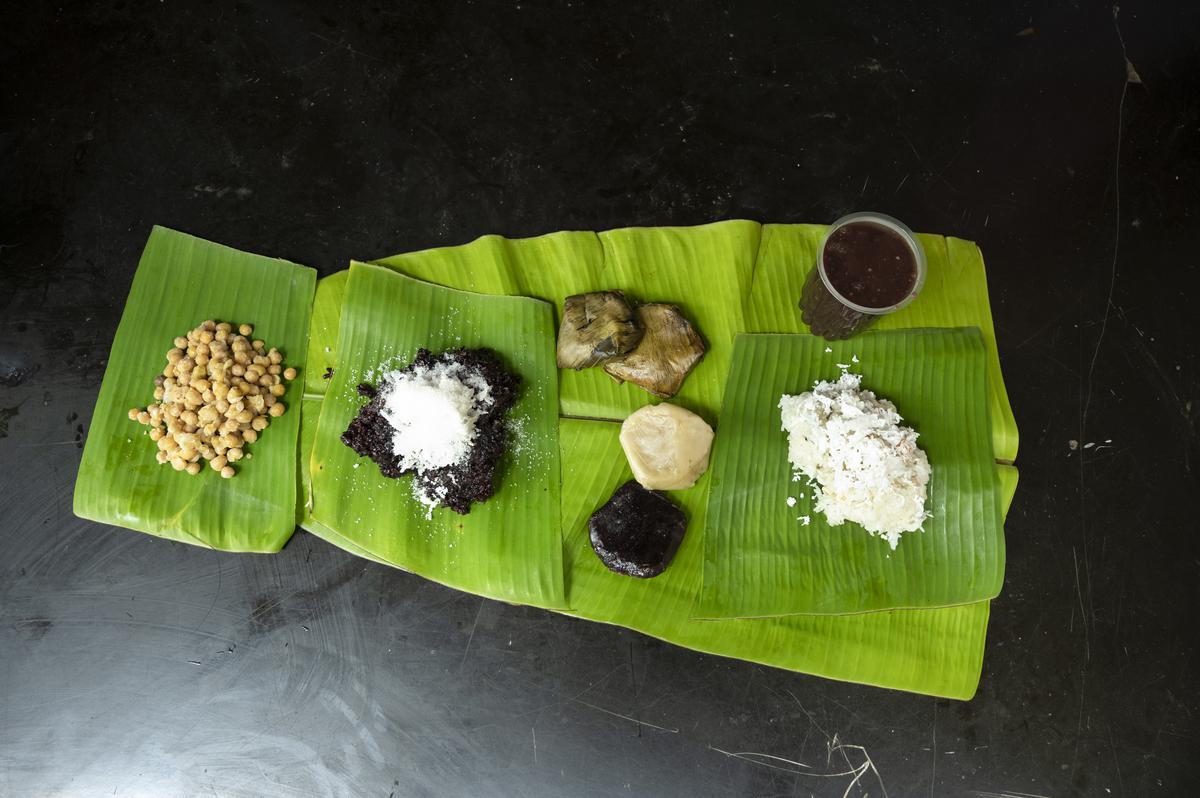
588;480;688;578
556;291;643;370
603;303;706;398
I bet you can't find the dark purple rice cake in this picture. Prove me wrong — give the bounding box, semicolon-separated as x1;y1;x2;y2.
341;348;520;515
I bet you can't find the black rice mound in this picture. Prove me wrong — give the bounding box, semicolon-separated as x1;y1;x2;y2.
340;347;520;515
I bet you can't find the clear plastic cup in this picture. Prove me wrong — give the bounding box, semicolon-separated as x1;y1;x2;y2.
799;211;927;340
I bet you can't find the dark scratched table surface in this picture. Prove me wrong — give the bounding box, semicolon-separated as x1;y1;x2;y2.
2;1;1198;796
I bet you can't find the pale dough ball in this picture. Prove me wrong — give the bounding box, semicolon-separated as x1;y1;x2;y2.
619;403;714;491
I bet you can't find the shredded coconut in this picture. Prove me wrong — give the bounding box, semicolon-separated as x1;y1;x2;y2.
778;372;930;549
507;414;528;456
412;480;448;520
378;359;495;476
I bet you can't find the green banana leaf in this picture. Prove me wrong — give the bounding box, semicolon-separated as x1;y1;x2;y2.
557;418;1020;699
308;262;566;610
298;224;1019;696
297;275;389;566
303;270;347;397
373;221;761;422
299;399;387;565
75;218;1019;696
372;222;1018;466
747;225;1019;463
299;405;1017;698
74;226;316;552
697;329;1004;618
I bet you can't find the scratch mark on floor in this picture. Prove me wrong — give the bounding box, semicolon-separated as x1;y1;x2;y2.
572;699;679;734
1072;546;1090;662
830;735;888;798
710;740;885;797
786;688;830;741
708;745;812;773
1083;3;1134;433
458;598;485;670
1108;723;1125;796
197;558;222;631
1068;18;1136;780
462;661;631;735
930;701;938;798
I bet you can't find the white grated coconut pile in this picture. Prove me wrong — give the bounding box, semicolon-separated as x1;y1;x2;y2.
778;372;930;548
377;359;494;517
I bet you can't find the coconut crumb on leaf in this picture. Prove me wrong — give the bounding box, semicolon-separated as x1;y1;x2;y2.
779;372;930;548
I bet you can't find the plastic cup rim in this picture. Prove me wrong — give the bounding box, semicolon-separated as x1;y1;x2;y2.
816;211;928;315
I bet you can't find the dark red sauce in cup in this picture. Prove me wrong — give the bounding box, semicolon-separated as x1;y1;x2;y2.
800;213;926;340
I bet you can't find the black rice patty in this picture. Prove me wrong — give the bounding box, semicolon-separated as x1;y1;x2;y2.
341;348;520;514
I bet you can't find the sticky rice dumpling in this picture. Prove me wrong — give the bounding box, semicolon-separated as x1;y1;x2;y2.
603;303;705;399
556;291;644;370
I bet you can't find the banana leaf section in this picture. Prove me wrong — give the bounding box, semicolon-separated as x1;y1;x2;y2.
372;221;761;422
299;399;387;565
556;420;1021;699
294;265;1017;697
298;275;379;564
746;225;1019;463
295;274;363;558
308;262;566;610
303;270;347;397
373;223;1016;462
697;329;1004;618
301;413;1015;698
73;226;316;552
